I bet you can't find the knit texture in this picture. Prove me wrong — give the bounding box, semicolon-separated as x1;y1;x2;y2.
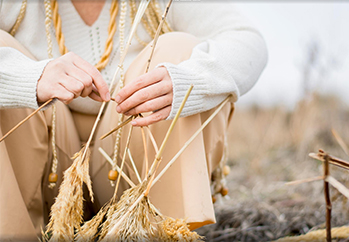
0;0;268;118
0;48;51;109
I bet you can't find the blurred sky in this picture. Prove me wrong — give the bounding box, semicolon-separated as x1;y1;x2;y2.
235;2;349;109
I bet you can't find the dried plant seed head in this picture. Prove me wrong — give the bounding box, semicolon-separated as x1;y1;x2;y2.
158;217;204;242
44;147;93;241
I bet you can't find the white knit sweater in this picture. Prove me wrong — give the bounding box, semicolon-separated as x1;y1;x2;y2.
0;0;267;119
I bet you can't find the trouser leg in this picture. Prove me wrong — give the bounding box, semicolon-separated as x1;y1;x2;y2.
0;108;46;242
0;30;81;240
91;32;234;230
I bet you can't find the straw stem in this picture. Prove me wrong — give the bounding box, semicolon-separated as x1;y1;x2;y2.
98;147;135;188
148;84;193;177
0;98;52;143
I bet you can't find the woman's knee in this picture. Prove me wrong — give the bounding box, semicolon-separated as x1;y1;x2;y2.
152;31;200;65
0;29;35;59
125;32;200;81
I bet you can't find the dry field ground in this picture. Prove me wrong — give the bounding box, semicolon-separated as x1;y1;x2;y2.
197;93;349;241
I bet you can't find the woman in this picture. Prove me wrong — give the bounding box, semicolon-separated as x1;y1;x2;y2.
0;0;267;240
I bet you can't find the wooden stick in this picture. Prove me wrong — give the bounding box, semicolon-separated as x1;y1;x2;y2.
98;147;135;188
0;98;52;143
127;148;142;184
323;154;332;242
100;115;134;140
140;127;149;178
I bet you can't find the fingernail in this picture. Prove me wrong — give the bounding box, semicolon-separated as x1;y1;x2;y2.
131;120;137;126
105;92;110;101
116;106;121;113
115;95;121;103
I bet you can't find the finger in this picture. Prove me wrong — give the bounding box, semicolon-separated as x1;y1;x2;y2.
117;80;172;114
131;106;171;127
54;85;75;104
65;64;93;97
124;94;172;116
67;52;110;101
88;91;104;102
59;76;85;98
115;68;168;103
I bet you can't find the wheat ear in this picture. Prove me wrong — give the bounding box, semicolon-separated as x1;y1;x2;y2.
106;84;193;238
45;147;92;241
45;2;151;240
107;95;232;237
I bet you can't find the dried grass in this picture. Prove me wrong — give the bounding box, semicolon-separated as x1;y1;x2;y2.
99;181;160;241
158;217;204;241
44;147;93;242
97;181;202;242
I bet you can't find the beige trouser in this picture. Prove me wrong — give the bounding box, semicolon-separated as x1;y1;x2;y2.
0;30;234;241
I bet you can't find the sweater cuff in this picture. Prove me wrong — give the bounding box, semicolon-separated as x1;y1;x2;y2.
157;62;209;120
0;49;52;109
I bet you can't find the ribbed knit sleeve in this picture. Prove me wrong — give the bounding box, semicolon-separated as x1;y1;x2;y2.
160;3;268;120
0;47;51;109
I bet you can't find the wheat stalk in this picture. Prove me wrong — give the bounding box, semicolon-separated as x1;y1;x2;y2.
98;147;136;188
0;98;52;143
104;86;207;241
44;2;151;240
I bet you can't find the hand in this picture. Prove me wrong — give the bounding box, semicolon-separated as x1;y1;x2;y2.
37;52;110;104
115;67;173;126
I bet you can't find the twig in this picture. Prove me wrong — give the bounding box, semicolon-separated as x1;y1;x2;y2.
310;150;349;171
323;154;332;242
145;0;173;73
127;148;142;184
326;175;349;200
114;122;134;197
147;85;193;179
98;147;135;188
285;176;324;186
100;115;134;140
140;127;149;178
0;98;52;142
144;124;159;153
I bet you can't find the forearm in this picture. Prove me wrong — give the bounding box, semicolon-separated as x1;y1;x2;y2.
0;47;50;109
162;2;268;119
